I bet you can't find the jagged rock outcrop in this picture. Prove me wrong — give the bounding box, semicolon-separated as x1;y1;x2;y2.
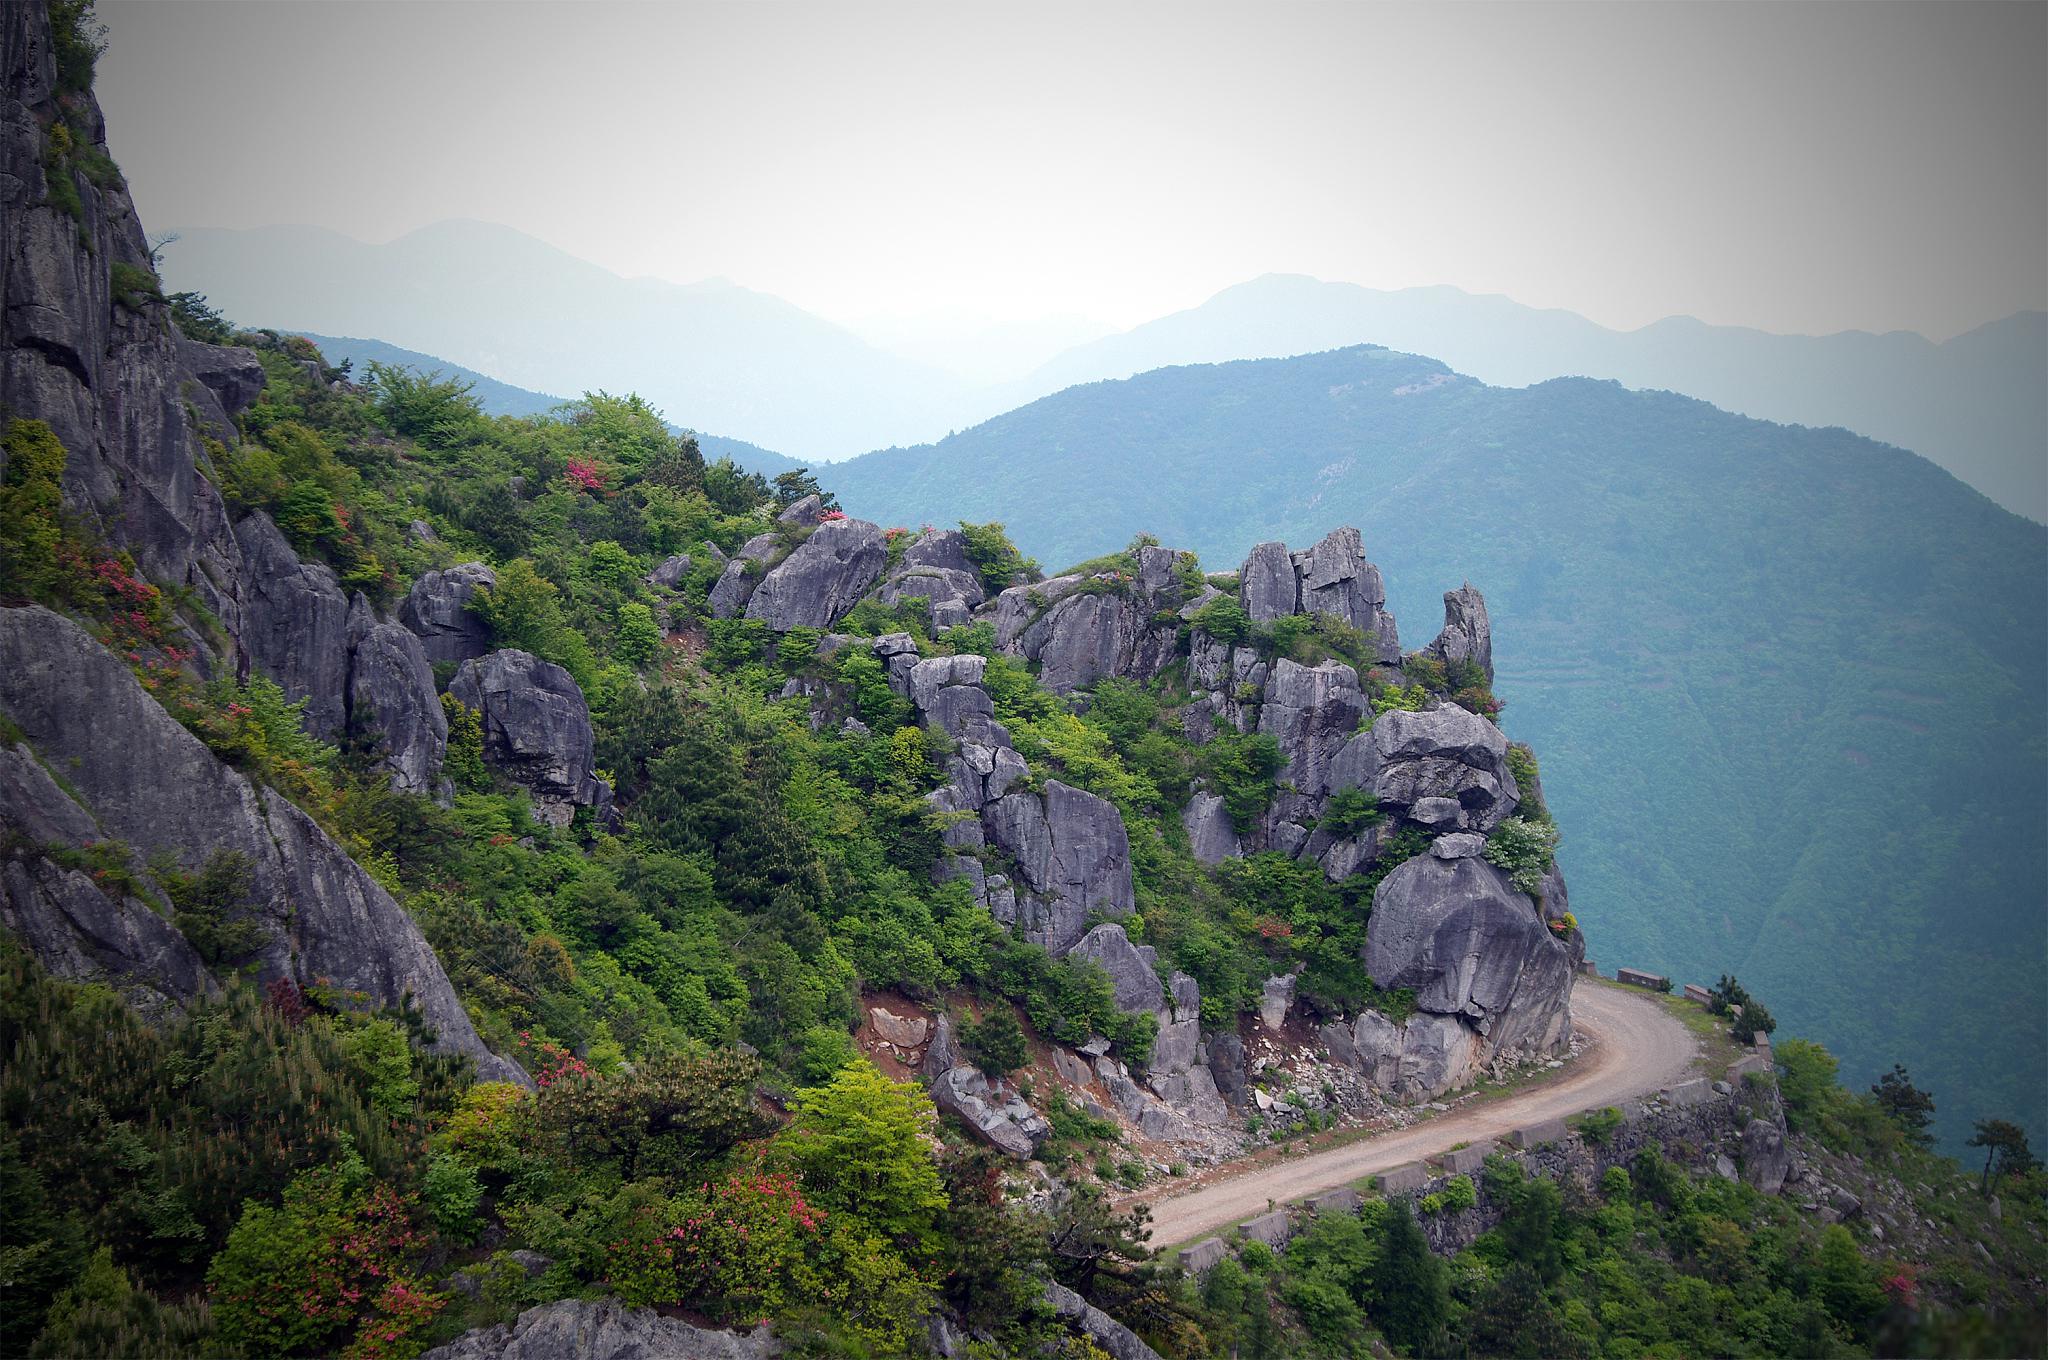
421;1299;775;1360
1357;848;1576;1097
235;511;354;734
1423;583;1493;683
981;781;1133;956
643;552;691;590
0;606;526;1085
399;561;498;665
1182;632;1268;742
448;650;611;827
176;337;268;442
0;3;252;642
996;545;1190;694
1236;529;1399;662
1329;704;1520;833
1182;791;1240;865
1045;1282;1165;1360
1066;922;1164;1016
1741;1117;1792;1195
876;528;985;630
1344;1010;1480;1100
921;1016;1049;1160
744;518;887;630
344;594;447;795
705;530;781;619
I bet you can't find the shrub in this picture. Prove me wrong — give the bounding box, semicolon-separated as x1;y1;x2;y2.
1187;594;1252;645
1482;816;1557;897
1573;1106;1624;1146
1319;786;1383;839
1204;730;1284;832
160;849;268;967
779;1058;948;1246
439;694;489;791
109;261;161;312
962;1007;1029;1079
27;1247;214;1360
422;1154;483;1245
614;601;661;665
168;291;233;344
957;521;1038;593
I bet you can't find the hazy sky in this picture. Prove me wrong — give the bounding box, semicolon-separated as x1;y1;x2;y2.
102;1;2045;340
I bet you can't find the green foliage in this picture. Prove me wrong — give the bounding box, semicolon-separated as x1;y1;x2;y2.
365;362;484;448
957;520;1039;593
613;601;661;665
1776;1038;1841;1131
472;558;596;684
771;467;838;511
110;261;162;312
1869;1065;1936;1148
1505;742;1548;822
159;849;268;967
1968;1119;2037;1195
439;693;489;791
1187;593;1252;645
1573;1105;1625;1146
962;1005;1029;1079
779;1058;948;1247
1369;1197;1449;1354
1204;730;1284;832
50;0;108;94
27;1246;215;1360
1319;786;1383;840
167;291;233;345
0;420;70;603
1482;815;1557;897
422;1154;483;1246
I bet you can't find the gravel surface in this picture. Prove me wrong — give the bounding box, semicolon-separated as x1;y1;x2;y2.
1137;982;1699;1247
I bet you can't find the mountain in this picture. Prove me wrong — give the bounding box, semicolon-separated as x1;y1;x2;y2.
294;332;803;477
158;221;976;462
831;345;2048;1149
1006;275;2048;522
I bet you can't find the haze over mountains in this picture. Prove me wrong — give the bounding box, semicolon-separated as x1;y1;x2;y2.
163;220;2046;520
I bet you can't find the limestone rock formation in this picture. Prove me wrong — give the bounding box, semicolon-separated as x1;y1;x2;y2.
1423;583;1493;683
1066;922;1164;1016
235;512;354;735
0;607;526;1085
448;650;612;827
744;518;887;630
345;594;447;796
705;530;781;618
1045;1282;1165;1360
982;781;1134;956
1182;791;1241;865
1000;545;1191;694
921;1017;1049;1159
643;552;691;590
1330;704;1520;833
399;561;498;665
876;528;986;629
420;1299;774;1360
1235;529;1399;662
1345;1010;1480;1100
1363;849;1576;1079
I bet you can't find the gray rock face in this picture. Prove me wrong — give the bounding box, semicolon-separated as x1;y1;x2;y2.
744;518;887;630
1207;1032;1248;1107
1007;549;1191;695
1741;1117;1792;1195
877;529;987;628
1331;704;1519;832
0;607;525;1085
235;512;353;736
345;595;447;795
777;493;824;526
1260;973;1296;1030
399;562;498;665
1349;1009;1480;1100
928;1063;1048;1159
1181;791;1241;865
1067;923;1165;1016
176;337;267;439
1260;659;1369;802
1430;832;1487;860
1235;530;1399;661
984;781;1134;956
420;1300;773;1360
1365;851;1575;1059
706;531;780;619
1044;1283;1165;1360
448;651;611;827
1424;584;1493;683
643;552;692;590
0;3;249;650
1239;541;1298;621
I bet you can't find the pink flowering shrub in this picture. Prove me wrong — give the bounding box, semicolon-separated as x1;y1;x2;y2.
208;1158;444;1360
817;508;846;522
564;458;609;494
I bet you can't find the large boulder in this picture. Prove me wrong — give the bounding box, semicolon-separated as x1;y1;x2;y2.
877;528;986;628
1364;851;1575;1059
0;607;526;1085
1239;541;1297;621
1044;1283;1165;1360
1349;1009;1481;1100
448;650;611;827
1066;923;1165;1015
420;1299;773;1360
1330;704;1519;832
1259;659;1370;801
235;512;352;735
344;594;447;795
1741;1117;1792;1195
1423;583;1493;683
1294;527;1399;660
984;780;1134;956
1182;791;1241;865
706;531;780;619
1009;546;1189;694
399;562;498;665
744;518;887;630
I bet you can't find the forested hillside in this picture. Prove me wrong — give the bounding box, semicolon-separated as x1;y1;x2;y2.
831;347;2048;1151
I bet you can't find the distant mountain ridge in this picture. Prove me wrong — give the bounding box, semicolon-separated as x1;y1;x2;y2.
828;344;2048;1150
163;223;2045;519
295;333;802;478
999;275;2048;522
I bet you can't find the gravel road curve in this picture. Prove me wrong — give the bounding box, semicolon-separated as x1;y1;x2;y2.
1137;981;1699;1248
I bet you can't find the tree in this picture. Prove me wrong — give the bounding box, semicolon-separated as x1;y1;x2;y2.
615;602;662;665
1458;1265;1586;1360
1045;1182;1152;1296
364;362;481;447
1968;1119;2037;1195
1499;1171;1564;1284
778;1058;947;1245
1774;1038;1840;1130
1367;1197;1448;1355
957;521;1039;593
703;457;770;515
1870;1065;1936;1147
771;467;839;512
1731;998;1776;1044
1708;973;1752;1017
167;291;233;344
963;1006;1028;1078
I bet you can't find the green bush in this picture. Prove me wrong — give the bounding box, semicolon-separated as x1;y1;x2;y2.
957;521;1038;593
1482;816;1558;896
423;1153;483;1245
962;1006;1029;1079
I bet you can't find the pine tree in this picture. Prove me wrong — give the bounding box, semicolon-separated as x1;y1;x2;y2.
1368;1197;1448;1354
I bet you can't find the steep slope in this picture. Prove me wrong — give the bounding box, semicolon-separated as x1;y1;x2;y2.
1007;275;2048;521
294;332;803;475
157;221;976;461
831;346;2048;1149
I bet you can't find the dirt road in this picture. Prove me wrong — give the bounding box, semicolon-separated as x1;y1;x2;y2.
1138;982;1698;1248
